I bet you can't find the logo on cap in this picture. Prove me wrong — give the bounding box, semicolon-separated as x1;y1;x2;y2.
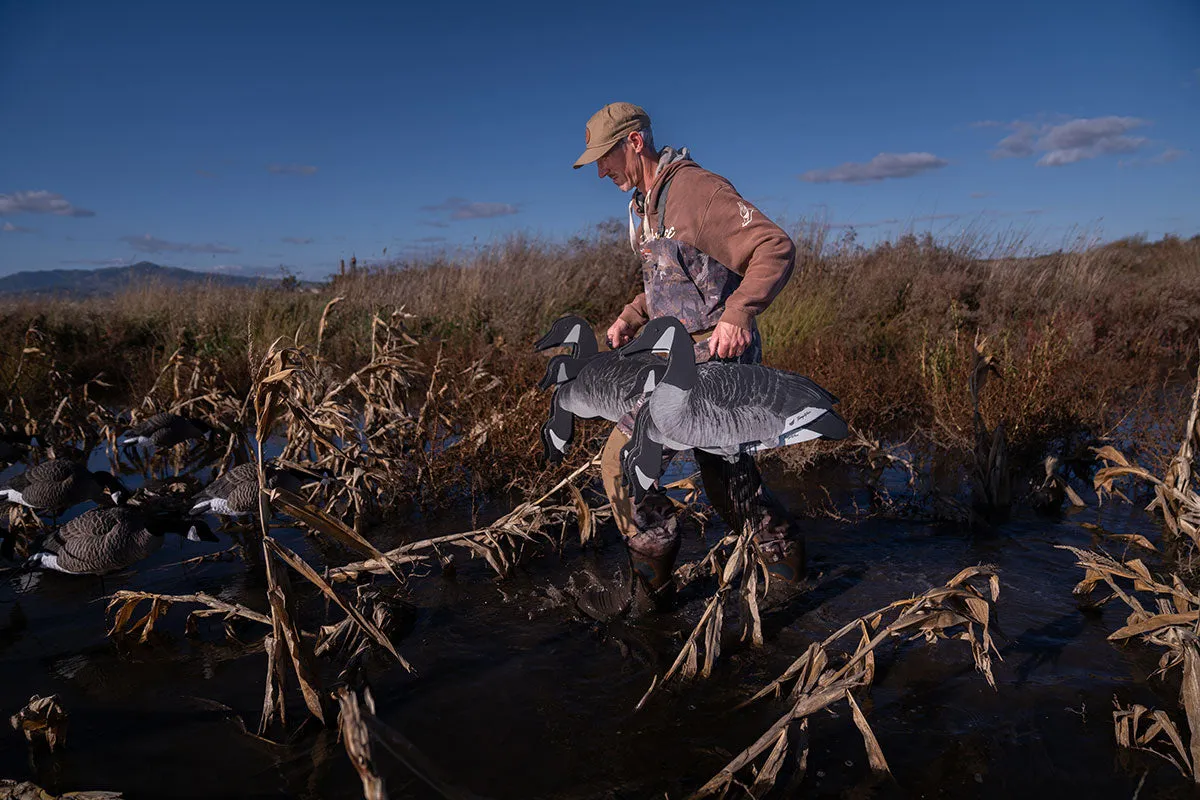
585;126;592;145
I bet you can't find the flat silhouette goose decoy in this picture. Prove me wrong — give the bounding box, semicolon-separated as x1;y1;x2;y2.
121;412;212;451
534;314;664;462
28;507;217;575
617;317;849;500
0;459;127;517
189;462;314;518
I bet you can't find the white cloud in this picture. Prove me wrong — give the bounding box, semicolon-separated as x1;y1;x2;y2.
282;236;314;244
800;153;949;184
988;116;1150;166
0;190;95;217
421;197;520;220
121;234;239;254
2;221;35;233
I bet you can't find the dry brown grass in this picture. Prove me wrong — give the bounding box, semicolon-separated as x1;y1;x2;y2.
2;228;1197;511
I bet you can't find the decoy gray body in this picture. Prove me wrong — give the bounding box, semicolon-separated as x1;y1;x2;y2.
121;412;212;451
28;507;216;575
0;459;127;515
618;317;848;499
189;462;310;517
534;314;664;462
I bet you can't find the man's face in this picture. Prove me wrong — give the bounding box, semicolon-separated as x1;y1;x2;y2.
596;137;637;192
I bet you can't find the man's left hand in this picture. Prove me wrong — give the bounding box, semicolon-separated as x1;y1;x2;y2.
708;321;752;360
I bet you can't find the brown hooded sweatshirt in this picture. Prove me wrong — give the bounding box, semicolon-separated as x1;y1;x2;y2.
618;152;796;332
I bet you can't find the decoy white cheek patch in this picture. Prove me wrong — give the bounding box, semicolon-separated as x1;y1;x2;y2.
642;373;657;393
548;428;568;451
563;325;580;345
652;327;675;354
557;363;569;383
635;465;656;490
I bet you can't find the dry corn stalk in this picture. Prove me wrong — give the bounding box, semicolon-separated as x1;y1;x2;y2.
9;694;68;753
333;686;489;800
0;781;122;800
1092;360;1200;548
689;566;1000;798
970;334;1011;520
637;527;772;710
1060;545;1200;781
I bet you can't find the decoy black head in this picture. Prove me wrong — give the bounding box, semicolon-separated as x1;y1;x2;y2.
625;362;666;402
94;471;130;505
620;409;664;504
540;421;565;465
619;316;684;359
185;518;218;543
537;354;583;390
533;314;596;357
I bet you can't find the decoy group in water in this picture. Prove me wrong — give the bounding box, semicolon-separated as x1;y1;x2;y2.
0;407;297;576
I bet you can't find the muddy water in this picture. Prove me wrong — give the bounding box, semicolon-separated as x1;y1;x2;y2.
0;446;1194;799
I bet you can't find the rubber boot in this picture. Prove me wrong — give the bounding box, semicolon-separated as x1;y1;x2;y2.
760;535;805;585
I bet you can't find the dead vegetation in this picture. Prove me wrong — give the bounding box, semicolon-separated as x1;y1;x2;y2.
687;566;1000;798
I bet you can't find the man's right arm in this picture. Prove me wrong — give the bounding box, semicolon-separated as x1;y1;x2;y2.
608;293;648;348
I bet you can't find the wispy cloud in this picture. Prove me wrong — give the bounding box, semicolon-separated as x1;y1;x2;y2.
121;234;239;254
0;190;95;217
800;153;949;184
282;236;314;244
209;263;244;274
196;169;218;179
969;192;990;199
987;116;1149;166
60;257;134;267
2;221;35;233
1120;147;1188;168
826;213;959;230
266;163;318;176
421;197;520;221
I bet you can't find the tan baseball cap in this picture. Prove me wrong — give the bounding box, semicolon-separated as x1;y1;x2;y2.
572;102;651;169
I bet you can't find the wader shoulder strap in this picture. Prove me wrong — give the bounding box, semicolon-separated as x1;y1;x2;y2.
655;178;673;238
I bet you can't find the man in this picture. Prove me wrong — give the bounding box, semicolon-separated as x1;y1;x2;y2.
572;102;804;605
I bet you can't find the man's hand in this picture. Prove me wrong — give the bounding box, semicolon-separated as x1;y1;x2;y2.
708;321;752;360
607;318;637;349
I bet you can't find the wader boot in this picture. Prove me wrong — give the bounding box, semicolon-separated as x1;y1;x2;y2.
626;492;683;611
695;450;806;584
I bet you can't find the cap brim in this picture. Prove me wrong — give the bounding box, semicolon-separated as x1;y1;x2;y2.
572;139;620;169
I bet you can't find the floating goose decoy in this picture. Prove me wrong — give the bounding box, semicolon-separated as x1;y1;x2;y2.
189;462;313;518
0;459;127;516
534;314;663;462
121;412;212;451
617;317;849;500
28;507;216;575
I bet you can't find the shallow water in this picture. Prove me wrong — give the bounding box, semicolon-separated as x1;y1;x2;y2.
0;446;1194;799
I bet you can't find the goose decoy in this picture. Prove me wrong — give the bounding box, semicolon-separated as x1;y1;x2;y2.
189;462;313;518
617;317;849;500
0;426;33;465
0;459;127;517
28;507;217;575
121;412;212;451
533;314;663;462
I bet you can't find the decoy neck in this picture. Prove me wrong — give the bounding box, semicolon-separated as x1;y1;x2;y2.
619;317;696;391
533;314;598;359
537;354;584;390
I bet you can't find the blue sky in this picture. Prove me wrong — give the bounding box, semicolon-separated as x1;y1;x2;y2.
1;0;1197;279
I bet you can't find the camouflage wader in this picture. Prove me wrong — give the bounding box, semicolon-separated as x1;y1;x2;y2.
600;178;802;586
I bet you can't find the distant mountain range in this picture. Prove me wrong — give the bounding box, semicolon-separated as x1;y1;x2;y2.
0;261;307;297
